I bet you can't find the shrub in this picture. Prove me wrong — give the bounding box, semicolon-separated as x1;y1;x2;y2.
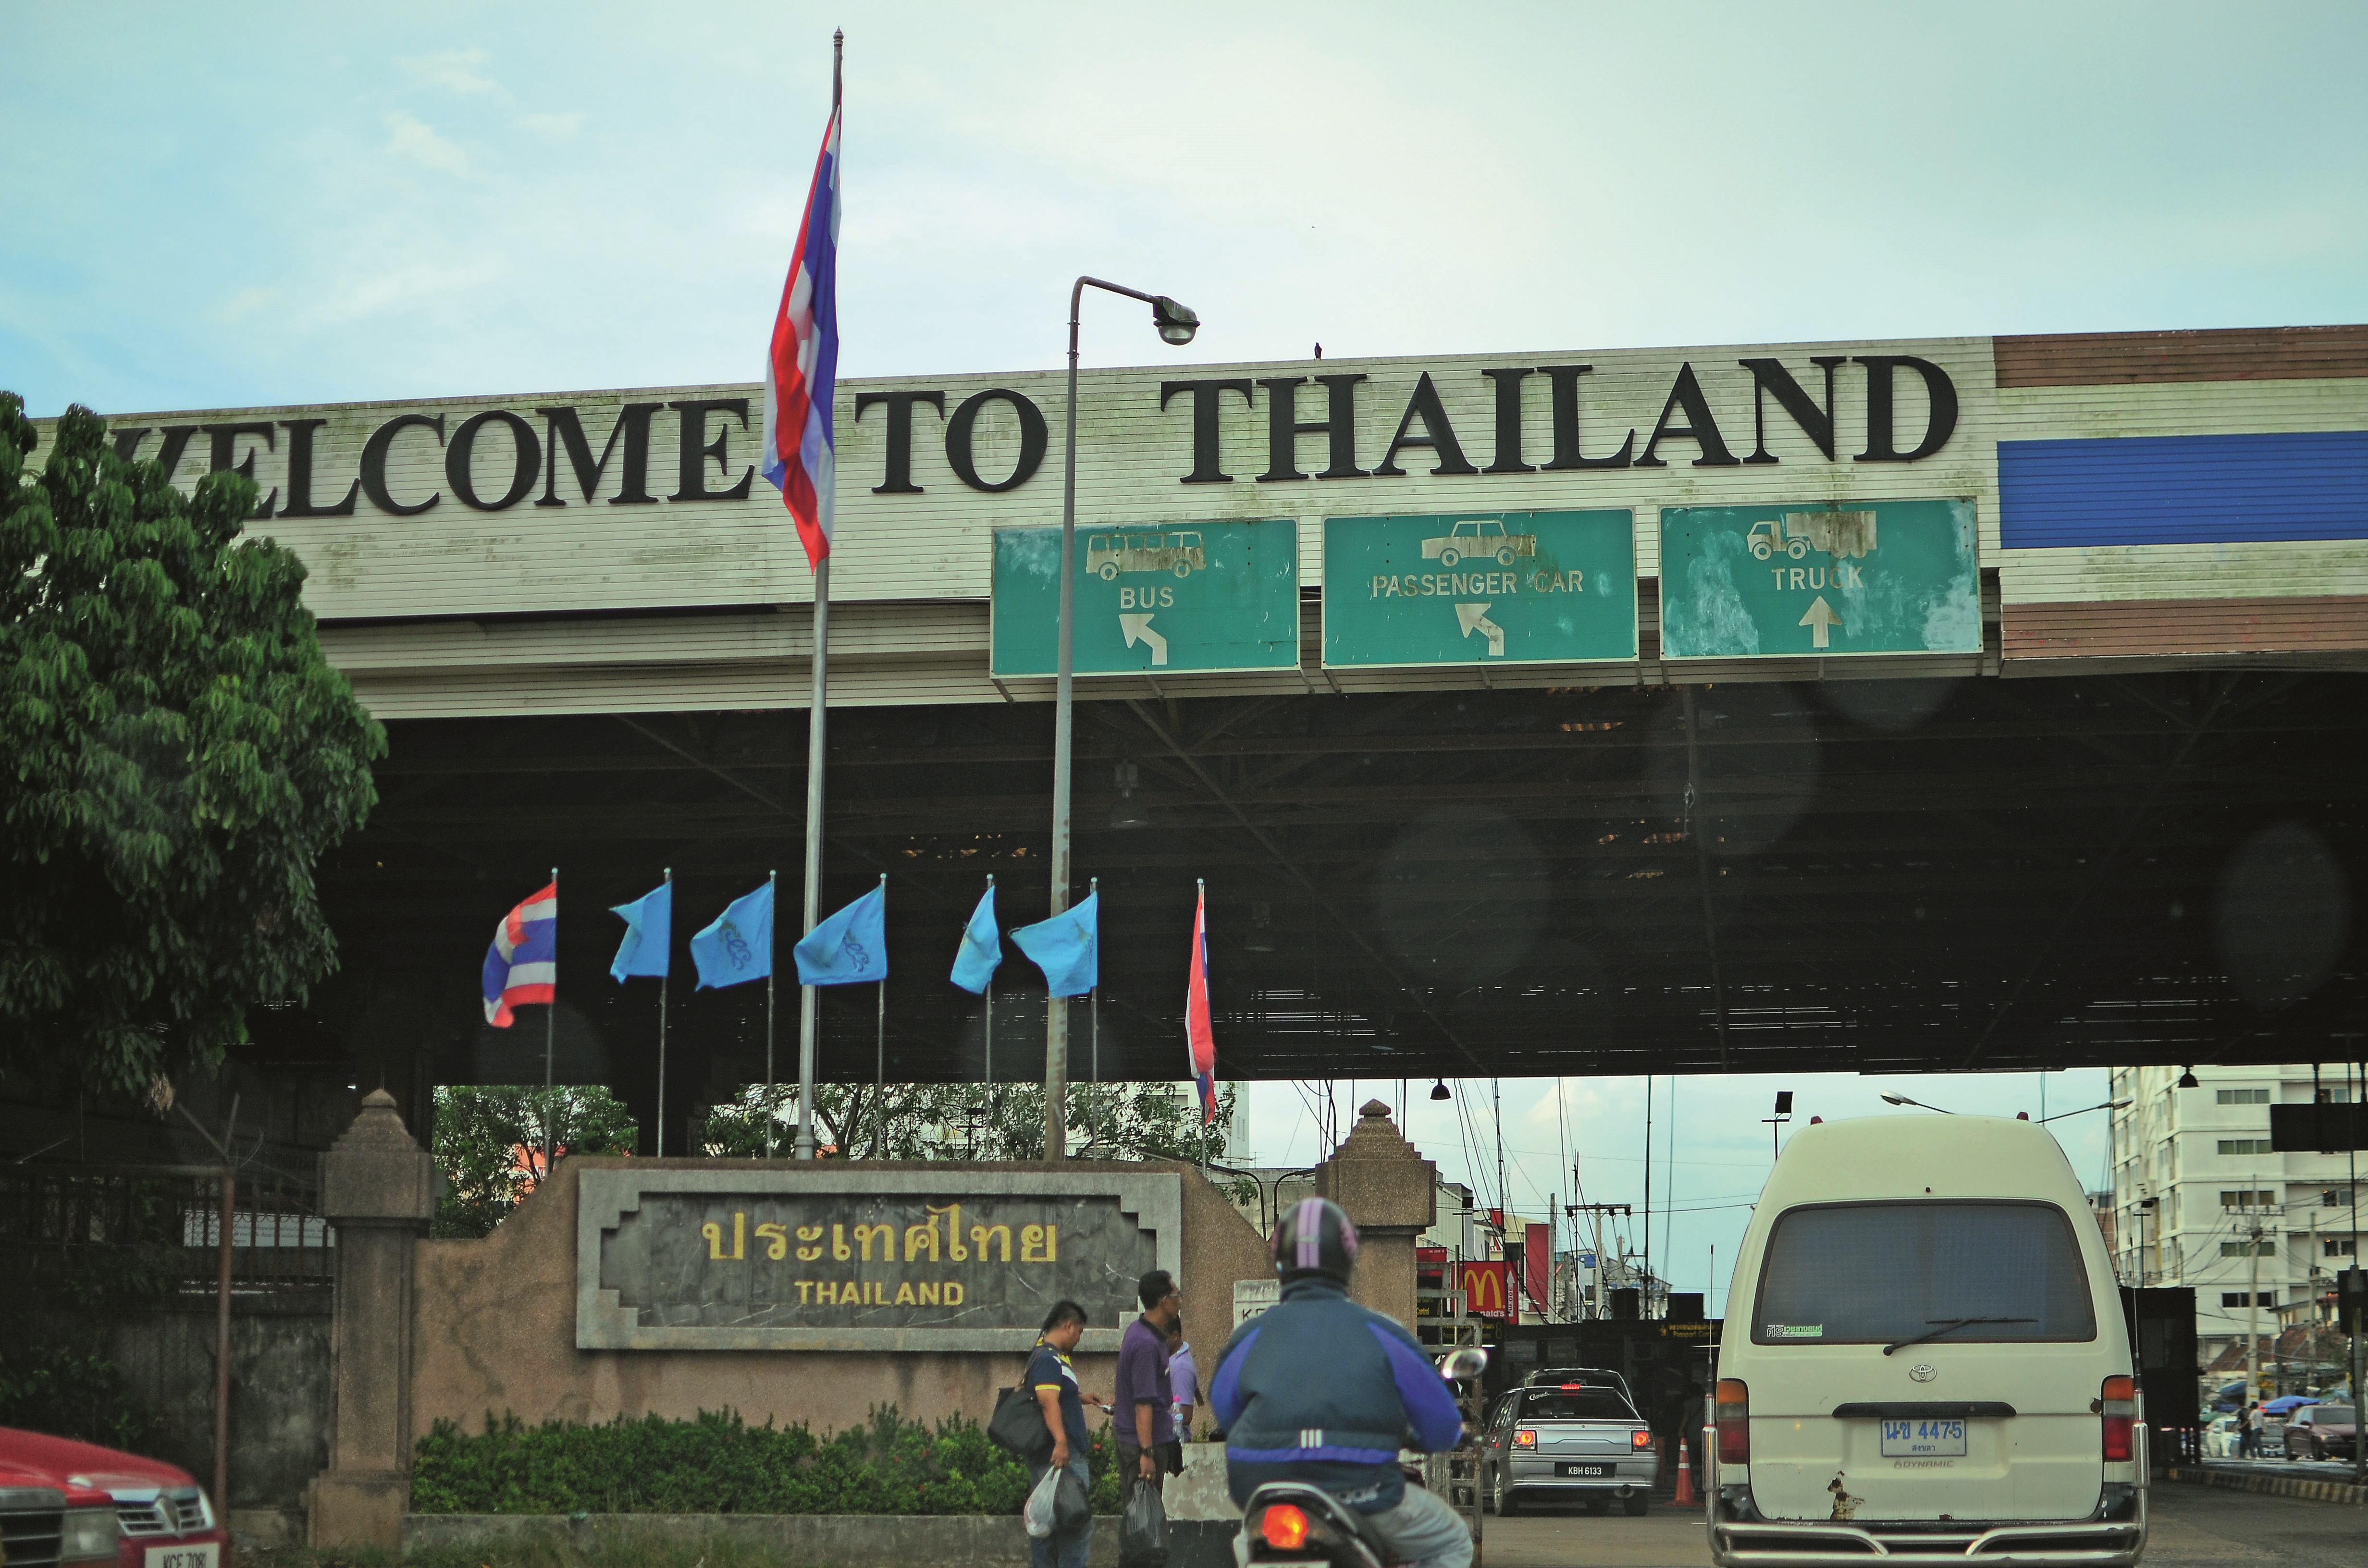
411;1407;1122;1517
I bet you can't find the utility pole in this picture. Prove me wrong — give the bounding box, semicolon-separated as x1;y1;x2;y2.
2246;1183;2263;1403
1568;1200;1631;1320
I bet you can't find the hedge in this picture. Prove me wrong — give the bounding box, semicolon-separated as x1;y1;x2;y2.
411;1408;1122;1517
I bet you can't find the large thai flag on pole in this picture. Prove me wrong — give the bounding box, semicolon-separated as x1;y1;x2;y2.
1185;882;1218;1123
481;882;557;1027
761;106;841;571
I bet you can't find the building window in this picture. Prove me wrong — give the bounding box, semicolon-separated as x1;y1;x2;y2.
2218;1088;2271;1105
2221;1239;2278;1257
2219;1139;2274;1155
2326;1190;2356;1207
2221;1190;2277;1208
2222;1292;2264;1308
2328;1239;2358;1257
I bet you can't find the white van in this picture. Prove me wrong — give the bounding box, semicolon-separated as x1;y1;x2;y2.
1709;1115;2145;1566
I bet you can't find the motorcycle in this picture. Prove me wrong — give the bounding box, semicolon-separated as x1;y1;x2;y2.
1238;1347;1489;1567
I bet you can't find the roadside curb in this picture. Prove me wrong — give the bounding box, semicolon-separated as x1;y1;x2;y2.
2164;1465;2368;1505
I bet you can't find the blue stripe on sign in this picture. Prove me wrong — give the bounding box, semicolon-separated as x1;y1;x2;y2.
1997;430;2368;549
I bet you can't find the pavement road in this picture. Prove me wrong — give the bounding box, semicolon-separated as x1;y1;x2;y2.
1472;1481;2368;1567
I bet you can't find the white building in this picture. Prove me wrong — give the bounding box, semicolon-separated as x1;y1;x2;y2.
2108;1063;2368;1369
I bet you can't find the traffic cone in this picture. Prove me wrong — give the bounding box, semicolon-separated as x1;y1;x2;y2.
1673;1433;1698;1506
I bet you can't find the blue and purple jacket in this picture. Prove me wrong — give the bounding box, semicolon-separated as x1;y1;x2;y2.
1209;1275;1465;1513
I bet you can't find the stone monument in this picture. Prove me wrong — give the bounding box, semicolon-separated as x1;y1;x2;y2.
1313;1100;1437;1329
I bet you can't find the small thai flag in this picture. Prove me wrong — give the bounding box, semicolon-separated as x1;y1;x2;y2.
761;106;840;571
481;882;557;1027
1185;885;1217;1123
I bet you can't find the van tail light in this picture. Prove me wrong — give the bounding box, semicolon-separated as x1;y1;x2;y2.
1716;1378;1750;1465
2101;1375;2135;1463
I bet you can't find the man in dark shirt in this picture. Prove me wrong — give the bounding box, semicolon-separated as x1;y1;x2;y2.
1027;1300;1103;1568
1113;1268;1183;1534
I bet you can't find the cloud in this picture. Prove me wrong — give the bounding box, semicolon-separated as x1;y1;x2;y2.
211;286;276;324
384;111;469;175
398;48;501;97
521;111;584;139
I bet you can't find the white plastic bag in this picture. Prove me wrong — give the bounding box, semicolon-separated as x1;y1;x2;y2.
1024;1462;1062;1538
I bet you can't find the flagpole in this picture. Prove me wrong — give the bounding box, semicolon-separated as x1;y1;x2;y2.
874;873;887;1152
793;31;842;1164
658;867;672;1157
544;865;558;1171
1089;877;1099;1086
766;868;779;1158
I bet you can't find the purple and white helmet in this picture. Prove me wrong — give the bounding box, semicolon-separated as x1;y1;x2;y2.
1272;1196;1360;1283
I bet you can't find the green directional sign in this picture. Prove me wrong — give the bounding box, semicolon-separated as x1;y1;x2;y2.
1322;510;1638;668
990;519;1299;677
1658;498;1979;660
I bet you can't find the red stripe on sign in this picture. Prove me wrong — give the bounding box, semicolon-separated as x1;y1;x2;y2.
1993;324;2368;388
2003;595;2368;659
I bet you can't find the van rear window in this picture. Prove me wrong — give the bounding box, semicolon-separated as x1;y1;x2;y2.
1752;1200;2096;1346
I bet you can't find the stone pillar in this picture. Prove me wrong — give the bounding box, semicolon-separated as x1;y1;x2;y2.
1314;1100;1438;1330
307;1090;436;1547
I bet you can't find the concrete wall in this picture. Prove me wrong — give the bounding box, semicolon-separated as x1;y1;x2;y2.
109;1303;331;1511
409;1157;1270;1442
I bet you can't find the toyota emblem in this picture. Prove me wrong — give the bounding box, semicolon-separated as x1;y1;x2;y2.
1909;1363;1938;1383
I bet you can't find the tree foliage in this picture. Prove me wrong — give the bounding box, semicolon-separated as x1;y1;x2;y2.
0;396;383;1097
702;1079;1243;1168
432;1085;640;1238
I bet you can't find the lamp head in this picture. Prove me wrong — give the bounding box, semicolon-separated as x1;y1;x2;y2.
1430;1079;1452;1102
2177;1067;2199;1089
1151;295;1199;346
1880;1092;1911;1107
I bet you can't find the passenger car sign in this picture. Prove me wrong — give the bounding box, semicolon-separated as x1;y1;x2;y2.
1657;498;1979;659
1322;510;1637;668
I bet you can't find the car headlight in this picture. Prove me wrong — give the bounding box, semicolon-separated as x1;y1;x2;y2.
62;1507;119;1563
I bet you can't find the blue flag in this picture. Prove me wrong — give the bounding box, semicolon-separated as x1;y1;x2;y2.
691;880;774;990
795;880;888;987
608;878;672;982
950;883;1002;994
1012;891;1097;999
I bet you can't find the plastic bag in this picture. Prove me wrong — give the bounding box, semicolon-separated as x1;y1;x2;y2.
1055;1464;1092;1531
1120;1481;1169;1566
1024;1464;1061;1539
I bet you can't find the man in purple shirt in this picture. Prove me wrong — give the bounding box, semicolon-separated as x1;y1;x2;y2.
1114;1267;1182;1535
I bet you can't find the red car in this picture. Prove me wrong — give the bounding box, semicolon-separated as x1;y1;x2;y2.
0;1429;223;1568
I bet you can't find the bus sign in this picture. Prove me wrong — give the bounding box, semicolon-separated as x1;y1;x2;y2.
991;518;1299;676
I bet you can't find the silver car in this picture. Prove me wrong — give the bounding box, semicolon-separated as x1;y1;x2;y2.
1480;1381;1659;1516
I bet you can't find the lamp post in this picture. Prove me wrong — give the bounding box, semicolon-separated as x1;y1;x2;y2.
2036;1098;2133;1124
1880;1091;1958;1115
1043;277;1198;1162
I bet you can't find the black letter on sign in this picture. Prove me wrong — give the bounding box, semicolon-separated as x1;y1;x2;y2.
1854;355;1959;463
852;390;947;493
447;410;543;511
1373;372;1479;478
109;427;152;464
1739;357;1845;464
1538;366;1632;470
944;389;1048;492
1634;364;1739;468
279;418;360;516
1158;379;1255;483
203;421;279;516
538;403;664;506
1257;374;1367;481
360;413;446;516
1481;369;1536;474
669;398;755;502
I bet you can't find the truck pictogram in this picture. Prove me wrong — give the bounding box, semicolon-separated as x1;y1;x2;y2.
1747;511;1878;561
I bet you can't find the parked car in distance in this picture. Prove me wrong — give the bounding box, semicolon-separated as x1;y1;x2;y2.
2283;1404;2358;1462
2201;1416;2242;1458
1480;1381;1659;1517
0;1429;222;1568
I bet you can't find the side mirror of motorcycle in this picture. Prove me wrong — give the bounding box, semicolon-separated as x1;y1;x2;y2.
1439;1347;1489;1383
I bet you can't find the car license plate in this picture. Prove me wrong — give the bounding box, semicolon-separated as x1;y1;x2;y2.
146;1546;219;1568
1879;1419;1967;1458
1558;1462;1612;1477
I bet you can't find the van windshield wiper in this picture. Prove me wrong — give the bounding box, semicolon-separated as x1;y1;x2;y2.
1882;1317;2035;1356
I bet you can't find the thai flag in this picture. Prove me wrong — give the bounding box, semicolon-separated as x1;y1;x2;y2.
481;882;557;1027
761;106;840;571
1185;885;1217;1123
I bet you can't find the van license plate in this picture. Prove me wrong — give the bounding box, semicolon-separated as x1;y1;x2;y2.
1559;1463;1612;1477
1879;1419;1967;1457
146;1547;219;1568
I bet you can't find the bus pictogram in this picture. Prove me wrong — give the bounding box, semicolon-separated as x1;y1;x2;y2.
1087;531;1206;579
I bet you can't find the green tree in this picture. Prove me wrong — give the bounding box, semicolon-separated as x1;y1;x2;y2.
701;1079;1243;1167
431;1085;640;1237
0;397;384;1098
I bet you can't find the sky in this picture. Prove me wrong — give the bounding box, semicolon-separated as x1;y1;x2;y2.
5;4;2350;1306
6;1;2367;417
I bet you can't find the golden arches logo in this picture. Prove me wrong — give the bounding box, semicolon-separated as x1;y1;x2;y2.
1459;1262;1509;1315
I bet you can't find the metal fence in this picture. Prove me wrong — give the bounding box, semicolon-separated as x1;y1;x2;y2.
0;1160;336;1298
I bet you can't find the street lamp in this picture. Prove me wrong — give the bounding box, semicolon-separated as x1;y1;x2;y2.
1763;1090;1793;1158
1044;276;1200;1163
2037;1098;2133;1125
1881;1091;1958;1115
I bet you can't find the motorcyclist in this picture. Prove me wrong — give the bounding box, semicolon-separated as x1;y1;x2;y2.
1209;1197;1470;1568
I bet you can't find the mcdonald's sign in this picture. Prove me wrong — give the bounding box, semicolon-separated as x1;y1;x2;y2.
1458;1260;1513;1322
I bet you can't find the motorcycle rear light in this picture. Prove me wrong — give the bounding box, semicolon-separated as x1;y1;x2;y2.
1258;1503;1310;1552
1716;1378;1750;1466
1513;1428;1536;1448
1631;1429;1654;1449
2101;1374;2135;1463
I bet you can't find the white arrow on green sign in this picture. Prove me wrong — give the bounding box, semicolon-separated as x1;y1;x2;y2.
990;519;1300;677
1657;498;1979;660
1321;510;1638;668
